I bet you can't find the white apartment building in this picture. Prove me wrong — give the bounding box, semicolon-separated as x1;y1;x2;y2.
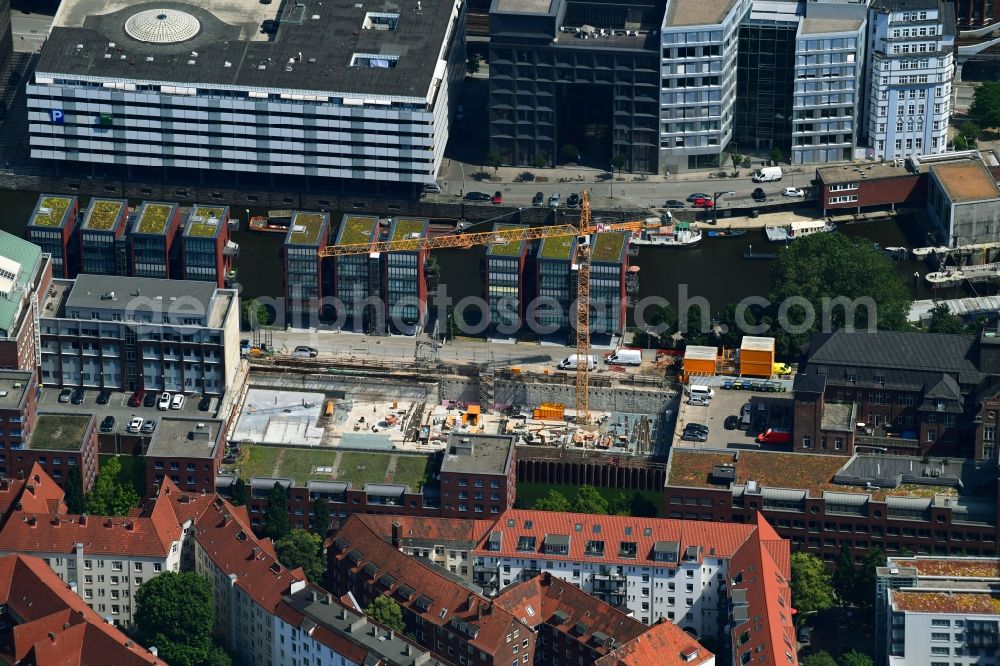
471;510;778;641
866;0;955;160
876;556;1000;666
28;0;466;187
660;0;750;173
791;0;868;165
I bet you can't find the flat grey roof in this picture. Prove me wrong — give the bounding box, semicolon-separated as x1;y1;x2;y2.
64;274;217;315
495;0;553;13
664;0;741;27
800;17;864;34
39;0;459;100
0;371;32;409
440;434;515;476
146;418;222;458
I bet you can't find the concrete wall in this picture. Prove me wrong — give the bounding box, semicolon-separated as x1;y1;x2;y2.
952;199;1000;246
437;375;675;413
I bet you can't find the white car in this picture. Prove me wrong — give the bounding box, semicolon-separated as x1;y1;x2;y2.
170;394;185;410
127;416;144;433
782;187;805;197
158;392;171;410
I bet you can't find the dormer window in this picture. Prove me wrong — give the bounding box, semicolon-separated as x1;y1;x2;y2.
516;536;536;552
618;541;637;559
585;540;605;557
543;534;569;555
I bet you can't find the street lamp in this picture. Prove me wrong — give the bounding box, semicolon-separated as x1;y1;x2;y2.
712;191;735;226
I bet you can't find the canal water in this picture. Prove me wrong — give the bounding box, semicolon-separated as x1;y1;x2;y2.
0;191;970;315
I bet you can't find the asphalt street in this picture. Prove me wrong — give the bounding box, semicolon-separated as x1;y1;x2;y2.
11;13;51;52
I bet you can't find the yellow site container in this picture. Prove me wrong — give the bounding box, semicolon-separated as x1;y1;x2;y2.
533;403;565;420
683;345;718;378
740;336;776;378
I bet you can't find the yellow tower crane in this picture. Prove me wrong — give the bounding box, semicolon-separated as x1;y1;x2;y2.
317;191;646;424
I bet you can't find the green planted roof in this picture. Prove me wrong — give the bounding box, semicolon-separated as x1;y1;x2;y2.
82;199;125;231
136;203;175;235
28;414;91;451
0;231;41;332
539;234;575;261
31;195;74;228
287;211;329;246
592;232;626;263
186;206;226;237
487;223;525;257
337;215;378;244
389;217;427;241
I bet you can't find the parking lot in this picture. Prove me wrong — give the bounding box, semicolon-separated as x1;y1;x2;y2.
38;388;219;436
675;384;794;450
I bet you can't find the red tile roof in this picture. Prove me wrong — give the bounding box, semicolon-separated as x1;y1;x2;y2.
0;554;165;665
332;514;533;657
356;513;494;546
594;619;714;666
494;572;646;655
474;509;758;567
16;463;67;515
192;497;307;613
728;514;797;666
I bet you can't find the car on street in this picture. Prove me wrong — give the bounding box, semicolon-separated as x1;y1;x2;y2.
686;396;710;406
58;388;73;403
129;390;145;407
127;416;144;433
752;187;767;202
96;389;112;405
293;345;319;358
71;388;85;405
681;429;708;442
692;197;713;209
198;395;212;412
465;191;491;201
491;191;503;204
664;199;685;209
797;626;811;646
532;192;544;207
549;193;561;208
724;415;740;430
782;187;805;197
773;362;793;376
686;193;710;202
158;392;172;410
567;193;580;207
100;416;115;433
141;420;157;434
422;183;442;194
171;394;185;410
143;392;158;408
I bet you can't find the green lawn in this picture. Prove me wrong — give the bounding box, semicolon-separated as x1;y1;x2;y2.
390;217;426;241
288;212;327;245
515;482;664;517
100;454;146;498
488;223;525;256
187;207;225;237
239;446;408;488
137;203;172;234
84;199;124;230
539;235;574;260
338;215;378;244
33;195;73;227
390;455;432;490
30;415;90;451
335;451;391;487
591;232;625;263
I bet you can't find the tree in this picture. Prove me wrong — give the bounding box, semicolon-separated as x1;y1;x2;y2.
679;304;711;346
607;491;630;516
970;81;1000;129
310;497;331;533
628;492;659;518
959;120;981;146
135;572;231;666
85;456;139;517
611;153;627;178
531;154;547;169
365;596;406;634
231;477;248;506
770;147;786;165
926;303;965;334
64;467;85;514
466;54;481;75
790;552;834;616
240;298;273;329
729;150;745;175
854;547;885;611
571;485;609;515
954;134;970;151
275;530;324;581
769;233;911;357
803;652;838;666
262;482;291;540
832;543;858;606
485;150;503;176
534;490;571;512
838;650;874;666
560;144;580;164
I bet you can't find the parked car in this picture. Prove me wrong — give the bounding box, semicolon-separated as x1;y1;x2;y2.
423;183;443;194
773;362;792;376
752;187;767;202
681;429;708;442
664;199;686;209
686;193;710;202
782;187;805;197
127;417;144;433
96;389;112;405
692;197;713;209
141;420;157;434
58;388;73;403
293;345;319;358
198;395;212;412
567;192;580;207
100;416;115;433
143;392;158;408
724;415;740;430
797;626;811;646
464;191;491;201
684;423;709;435
549;193;561;208
129;390;145;407
532;191;544;207
158;392;171;410
171;394;185;410
71;388;85;405
686;396;710;406
491;191;503;204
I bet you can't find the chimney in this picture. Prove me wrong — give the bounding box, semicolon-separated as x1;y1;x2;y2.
27;516;36;527
48;631;56;643
80;514;87;525
125;521;134;531
50;516;60;526
149;647;158;657
104;519;113;528
391;521;401;548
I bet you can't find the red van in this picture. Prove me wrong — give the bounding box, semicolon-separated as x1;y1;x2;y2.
756;428;791;445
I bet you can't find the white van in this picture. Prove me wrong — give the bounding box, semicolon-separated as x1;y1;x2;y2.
687;384;716;400
606;349;642;366
557;354;597;370
752;166;783;183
